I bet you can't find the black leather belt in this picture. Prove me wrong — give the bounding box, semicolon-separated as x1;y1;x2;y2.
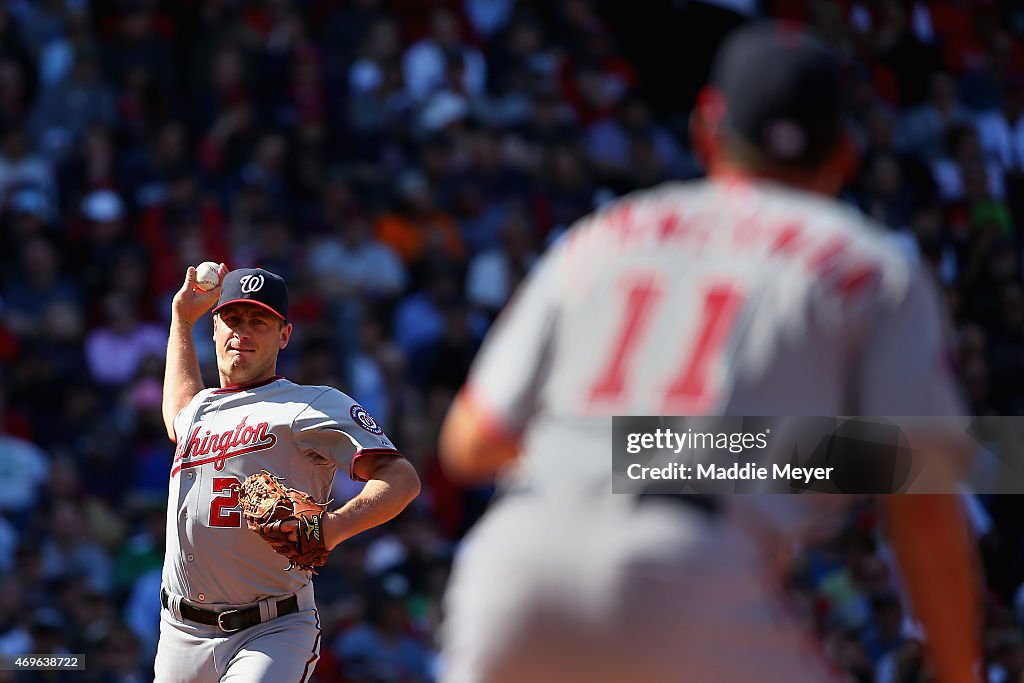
160;588;299;633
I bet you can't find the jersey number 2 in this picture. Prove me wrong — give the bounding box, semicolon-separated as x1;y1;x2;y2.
588;278;744;411
209;477;242;528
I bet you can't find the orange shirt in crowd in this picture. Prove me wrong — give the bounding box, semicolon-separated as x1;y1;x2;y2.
375;211;465;264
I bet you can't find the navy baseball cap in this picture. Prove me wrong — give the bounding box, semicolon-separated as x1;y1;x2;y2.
212;268;289;321
710;22;844;167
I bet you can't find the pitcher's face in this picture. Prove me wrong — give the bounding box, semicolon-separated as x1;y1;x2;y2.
213;303;291;385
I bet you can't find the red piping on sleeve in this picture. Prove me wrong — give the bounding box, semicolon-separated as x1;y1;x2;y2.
349;448;405;482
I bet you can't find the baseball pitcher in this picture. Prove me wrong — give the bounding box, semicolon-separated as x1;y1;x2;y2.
155;265;420;683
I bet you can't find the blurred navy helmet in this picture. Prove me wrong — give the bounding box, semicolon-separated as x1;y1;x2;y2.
710;22;845;167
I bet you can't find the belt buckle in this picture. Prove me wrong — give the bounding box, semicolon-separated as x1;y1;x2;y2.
217;609;242;633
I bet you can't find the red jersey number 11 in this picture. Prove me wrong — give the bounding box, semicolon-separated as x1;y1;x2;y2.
588;278;744;412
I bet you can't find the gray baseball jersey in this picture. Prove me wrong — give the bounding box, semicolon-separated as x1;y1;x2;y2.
163;376;399;606
465;178;963;490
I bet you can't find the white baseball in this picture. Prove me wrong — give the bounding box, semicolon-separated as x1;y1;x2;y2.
195;261;221;291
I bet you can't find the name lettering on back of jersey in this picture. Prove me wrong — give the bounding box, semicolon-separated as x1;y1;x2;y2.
594;198;881;303
171;416;277;477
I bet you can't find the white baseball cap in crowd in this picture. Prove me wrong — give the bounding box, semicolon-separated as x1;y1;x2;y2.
81;189;125;223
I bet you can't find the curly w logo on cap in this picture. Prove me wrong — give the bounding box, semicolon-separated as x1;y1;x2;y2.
213;268;289;320
239;274;265;294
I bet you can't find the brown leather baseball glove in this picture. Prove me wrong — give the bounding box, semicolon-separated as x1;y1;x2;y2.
236;470;330;573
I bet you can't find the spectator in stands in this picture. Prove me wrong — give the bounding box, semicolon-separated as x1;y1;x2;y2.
585;93;689;186
2;237;78;339
376;170;464;268
0;391;49;516
40;499;114;596
333;589;431;683
308;214;407;300
0;128;55;202
89;622;148;683
403;7;486;104
897;71;972;160
84;291;166;386
465;210;537;315
30;44;116;151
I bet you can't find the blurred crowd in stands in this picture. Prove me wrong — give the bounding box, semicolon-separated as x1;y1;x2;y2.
1;0;1024;681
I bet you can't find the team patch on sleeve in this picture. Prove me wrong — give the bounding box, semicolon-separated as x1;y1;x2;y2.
350;404;384;435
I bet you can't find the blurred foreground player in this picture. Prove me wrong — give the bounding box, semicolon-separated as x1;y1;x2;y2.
440;23;981;683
